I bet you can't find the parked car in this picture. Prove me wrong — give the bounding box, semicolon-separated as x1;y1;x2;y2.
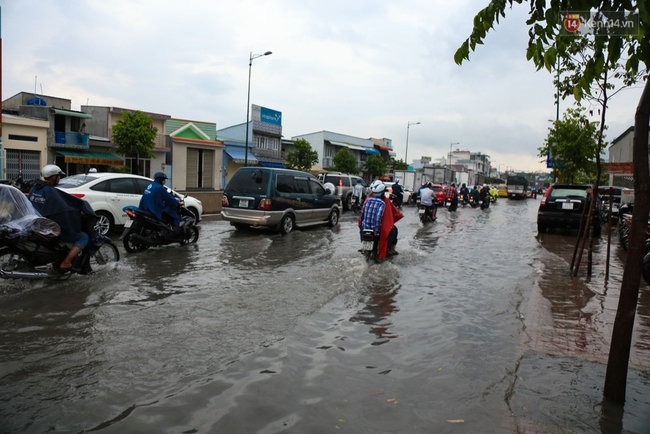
222;167;341;235
56;172;203;235
537;183;601;236
317;172;365;210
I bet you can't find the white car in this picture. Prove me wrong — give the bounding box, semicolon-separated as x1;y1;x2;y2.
56;172;203;235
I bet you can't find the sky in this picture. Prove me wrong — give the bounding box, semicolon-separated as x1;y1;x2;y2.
1;0;645;173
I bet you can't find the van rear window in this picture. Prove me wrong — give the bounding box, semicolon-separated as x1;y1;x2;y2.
226;170;270;195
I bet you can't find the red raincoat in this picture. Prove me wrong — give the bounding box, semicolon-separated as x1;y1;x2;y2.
377;196;404;260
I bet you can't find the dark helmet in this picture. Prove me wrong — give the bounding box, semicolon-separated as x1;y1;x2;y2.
154;172;168;181
427;182;433;187
451;183;456;187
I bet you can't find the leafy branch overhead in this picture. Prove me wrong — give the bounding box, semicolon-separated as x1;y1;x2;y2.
455;0;650;96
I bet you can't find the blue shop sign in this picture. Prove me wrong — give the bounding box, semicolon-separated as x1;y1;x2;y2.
261;107;282;126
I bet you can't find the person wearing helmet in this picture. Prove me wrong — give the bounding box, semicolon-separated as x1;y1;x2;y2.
459;183;470;204
391;179;403;208
479;183;490;203
28;164;98;273
358;180;404;259
419;182;438;220
469;184;480;206
139;172;183;229
351;178;365;210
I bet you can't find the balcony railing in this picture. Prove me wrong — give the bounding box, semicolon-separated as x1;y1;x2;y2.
53;131;89;149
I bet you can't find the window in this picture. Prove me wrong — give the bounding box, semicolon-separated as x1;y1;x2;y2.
108;178;138;194
135;179;151;194
276;174;295;193
186;148;214;189
124;157;151;178
310;179;326;195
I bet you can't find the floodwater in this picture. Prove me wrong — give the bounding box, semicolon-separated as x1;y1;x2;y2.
1;199;649;433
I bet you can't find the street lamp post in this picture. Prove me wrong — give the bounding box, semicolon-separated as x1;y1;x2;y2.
448;141;460;167
244;51;272;167
404;121;420;165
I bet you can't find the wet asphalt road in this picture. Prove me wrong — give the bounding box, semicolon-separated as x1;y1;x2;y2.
0;199;649;433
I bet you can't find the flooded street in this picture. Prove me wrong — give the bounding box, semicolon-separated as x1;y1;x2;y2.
1;199;649;433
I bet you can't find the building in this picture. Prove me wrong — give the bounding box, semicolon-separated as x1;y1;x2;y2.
444;149;491;177
606;126;650;188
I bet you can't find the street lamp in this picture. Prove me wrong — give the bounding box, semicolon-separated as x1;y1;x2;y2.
244;50;272;167
404;121;420;165
448;142;460;167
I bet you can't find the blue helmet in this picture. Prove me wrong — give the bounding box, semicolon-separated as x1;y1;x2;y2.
154;172;168;181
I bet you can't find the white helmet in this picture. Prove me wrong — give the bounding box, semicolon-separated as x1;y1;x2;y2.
42;164;66;178
371;181;386;194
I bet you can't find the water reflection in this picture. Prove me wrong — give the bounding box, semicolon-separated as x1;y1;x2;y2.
349;277;400;343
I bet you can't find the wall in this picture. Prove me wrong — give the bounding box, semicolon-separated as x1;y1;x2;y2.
2;114;50;170
176;190;223;214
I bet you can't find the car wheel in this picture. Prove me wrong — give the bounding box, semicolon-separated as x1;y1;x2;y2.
95;211;114;235
327;209;339;227
279;214;294;235
345;195;353;211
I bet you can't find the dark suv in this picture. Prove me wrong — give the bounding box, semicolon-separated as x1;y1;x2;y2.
221;167;341;235
317;172;366;210
537;183;601;235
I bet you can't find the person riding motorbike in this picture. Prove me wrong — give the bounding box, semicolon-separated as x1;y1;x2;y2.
28;164;97;274
139;172;184;233
469;185;480;206
479;184;490;204
459;183;470;204
489;185;499;201
446;183;458;211
351;178;365;209
419;182;437;220
391;180;404;208
359;181;404;259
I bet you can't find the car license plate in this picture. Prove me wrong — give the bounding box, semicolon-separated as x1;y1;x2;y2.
362;241;374;251
562;202;573;210
239;199;249;208
125;219;133;228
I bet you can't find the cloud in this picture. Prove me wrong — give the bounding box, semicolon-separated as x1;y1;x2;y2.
2;0;643;172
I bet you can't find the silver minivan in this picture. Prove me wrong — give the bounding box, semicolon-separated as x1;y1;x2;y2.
221;167;342;235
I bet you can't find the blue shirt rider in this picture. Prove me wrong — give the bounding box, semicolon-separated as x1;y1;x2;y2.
139;172;182;227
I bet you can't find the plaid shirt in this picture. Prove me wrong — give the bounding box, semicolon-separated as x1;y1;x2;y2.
446;185;458;200
359;196;386;235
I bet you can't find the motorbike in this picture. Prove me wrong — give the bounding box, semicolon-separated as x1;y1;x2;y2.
390;193;402;210
0;184;119;279
480;196;491;210
350;195;362;213
360;229;379;263
445;197;458;212
459;193;469;207
120;200;200;253
419;204;435;224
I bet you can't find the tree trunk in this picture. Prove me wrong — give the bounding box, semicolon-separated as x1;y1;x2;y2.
603;78;650;402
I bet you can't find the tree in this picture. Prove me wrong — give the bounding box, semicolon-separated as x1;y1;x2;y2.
539;107;602;183
392;158;409;171
456;0;650;404
112;110;158;176
285;138;319;172
365;155;387;180
331;148;360;175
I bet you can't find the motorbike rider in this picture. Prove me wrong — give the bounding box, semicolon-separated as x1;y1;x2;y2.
469;184;480;205
391;180;404;208
459;183;470;204
359;181;404;259
446;182;458;211
351;178;365;208
419;182;437;220
139;172;184;232
489;185;499;201
479;184;490;203
28;164;97;273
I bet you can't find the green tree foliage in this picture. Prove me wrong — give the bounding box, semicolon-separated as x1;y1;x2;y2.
539;107;603;183
332;148;360;175
285;138;319;172
112;110;158;175
365;155;387;180
392;158;409;170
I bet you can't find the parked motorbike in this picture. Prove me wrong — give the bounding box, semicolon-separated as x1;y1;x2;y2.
120;201;200;253
361;229;379;263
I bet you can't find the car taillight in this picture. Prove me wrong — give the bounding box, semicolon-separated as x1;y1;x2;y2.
540;187;552;206
222;195;229;206
258;198;272;211
338;177;343;187
70;193;85;198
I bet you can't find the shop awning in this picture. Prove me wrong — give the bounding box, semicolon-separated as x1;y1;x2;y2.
375;145;392;152
329;140;366;152
51;109;93;119
365;148;380;155
57;150;123;166
225;150;258;164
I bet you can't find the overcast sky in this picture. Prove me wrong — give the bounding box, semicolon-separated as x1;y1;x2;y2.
2;0;644;172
